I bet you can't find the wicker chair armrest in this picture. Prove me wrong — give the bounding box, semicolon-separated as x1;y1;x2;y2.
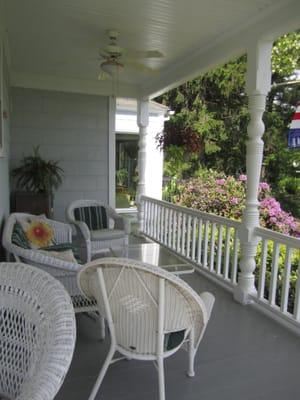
106;205;119;219
114;215;126;231
199;292;215;320
10;244;81;273
71;220;91;241
106;207;129;233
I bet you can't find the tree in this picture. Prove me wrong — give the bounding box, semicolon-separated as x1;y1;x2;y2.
155;31;300;214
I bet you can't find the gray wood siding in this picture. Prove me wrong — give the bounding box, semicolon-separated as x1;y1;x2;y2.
10;88;109;221
0;47;10;260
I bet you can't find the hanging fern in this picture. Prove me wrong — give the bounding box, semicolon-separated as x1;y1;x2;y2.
12;146;63;194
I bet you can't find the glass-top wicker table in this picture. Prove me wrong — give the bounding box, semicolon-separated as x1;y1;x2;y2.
110;242;194;275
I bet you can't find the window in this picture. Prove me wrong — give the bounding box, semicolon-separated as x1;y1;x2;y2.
116;134;138;208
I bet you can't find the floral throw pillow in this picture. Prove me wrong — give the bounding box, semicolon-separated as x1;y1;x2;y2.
18;217;55;249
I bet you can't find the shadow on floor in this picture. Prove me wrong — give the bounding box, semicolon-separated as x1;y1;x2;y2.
55;268;300;400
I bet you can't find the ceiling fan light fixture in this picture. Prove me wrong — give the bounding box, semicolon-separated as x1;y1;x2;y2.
100;59;124;78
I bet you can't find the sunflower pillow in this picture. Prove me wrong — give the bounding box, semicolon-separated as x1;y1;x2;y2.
18;217;56;249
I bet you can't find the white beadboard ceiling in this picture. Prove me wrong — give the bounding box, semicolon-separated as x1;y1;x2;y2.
3;0;299;97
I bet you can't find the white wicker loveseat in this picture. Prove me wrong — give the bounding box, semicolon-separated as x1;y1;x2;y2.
78;258;215;400
66;200;129;262
0;262;76;400
2;212;97;314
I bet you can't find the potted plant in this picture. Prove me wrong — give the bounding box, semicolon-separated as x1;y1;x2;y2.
11;146;63;217
116;168;128;193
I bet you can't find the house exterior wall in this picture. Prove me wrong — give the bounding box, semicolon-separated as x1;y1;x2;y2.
0;39;10;259
10;88;109;221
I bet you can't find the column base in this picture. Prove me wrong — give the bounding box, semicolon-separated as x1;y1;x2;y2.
233;285;256;305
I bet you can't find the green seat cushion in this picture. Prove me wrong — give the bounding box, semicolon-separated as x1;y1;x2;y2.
74;206;108;230
164;329;186;351
90;229;125;241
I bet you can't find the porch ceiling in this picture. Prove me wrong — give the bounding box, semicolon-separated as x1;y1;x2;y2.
3;0;299;98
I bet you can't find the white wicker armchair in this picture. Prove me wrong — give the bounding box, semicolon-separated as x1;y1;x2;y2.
0;262;76;400
2;213;97;314
78;258;215;400
66;200;129;262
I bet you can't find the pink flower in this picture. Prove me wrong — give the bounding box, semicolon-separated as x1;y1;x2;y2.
259;182;270;191
230;197;239;205
216;179;226;185
239;174;247;182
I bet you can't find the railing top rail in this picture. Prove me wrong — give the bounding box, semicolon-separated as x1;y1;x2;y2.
141;195;242;228
255;226;300;248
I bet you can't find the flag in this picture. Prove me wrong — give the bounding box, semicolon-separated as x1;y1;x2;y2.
288;103;300;149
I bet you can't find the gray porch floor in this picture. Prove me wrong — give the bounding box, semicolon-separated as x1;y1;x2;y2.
55;250;300;400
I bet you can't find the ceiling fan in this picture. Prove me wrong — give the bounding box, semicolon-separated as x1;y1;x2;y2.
98;29;164;80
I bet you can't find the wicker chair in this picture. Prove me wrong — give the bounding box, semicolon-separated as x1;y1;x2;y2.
66;200;129;263
0;262;76;400
2;213;98;314
78;258;215;400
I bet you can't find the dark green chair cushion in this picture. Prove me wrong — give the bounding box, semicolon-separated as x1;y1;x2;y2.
74;206;108;230
12;222;30;249
164;329;186;351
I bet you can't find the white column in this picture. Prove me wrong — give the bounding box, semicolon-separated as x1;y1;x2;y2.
234;40;272;304
136;98;149;232
108;96;116;208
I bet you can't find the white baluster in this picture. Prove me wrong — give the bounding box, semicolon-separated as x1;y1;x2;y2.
181;214;186;256
144;200;148;234
223;227;231;280
209;223;216;271
177;213;182;253
280;246;292;313
150;202;154;238
157;205;161;241
258;238;268;299
216;225;223;275
231;230;239;284
203;221;209;268
153;204;157;239
187;215;192;259
293;256;300;321
197;219;203;264
269;242;280;306
168;209;172;248
161;206;164;242
172;211;177;250
191;218;197;261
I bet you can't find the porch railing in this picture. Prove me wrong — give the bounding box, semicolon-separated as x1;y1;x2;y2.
141;196;241;289
253;227;300;328
141;196;300;331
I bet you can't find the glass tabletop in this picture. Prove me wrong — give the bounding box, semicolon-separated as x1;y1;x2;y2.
110;242;194;275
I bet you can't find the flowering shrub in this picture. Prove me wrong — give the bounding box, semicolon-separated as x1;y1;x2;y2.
260;197;299;236
173;170;245;220
172;169;299;237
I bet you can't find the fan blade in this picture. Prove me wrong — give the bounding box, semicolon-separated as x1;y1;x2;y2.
123;49;164;59
126;60;159;75
98;71;110;81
